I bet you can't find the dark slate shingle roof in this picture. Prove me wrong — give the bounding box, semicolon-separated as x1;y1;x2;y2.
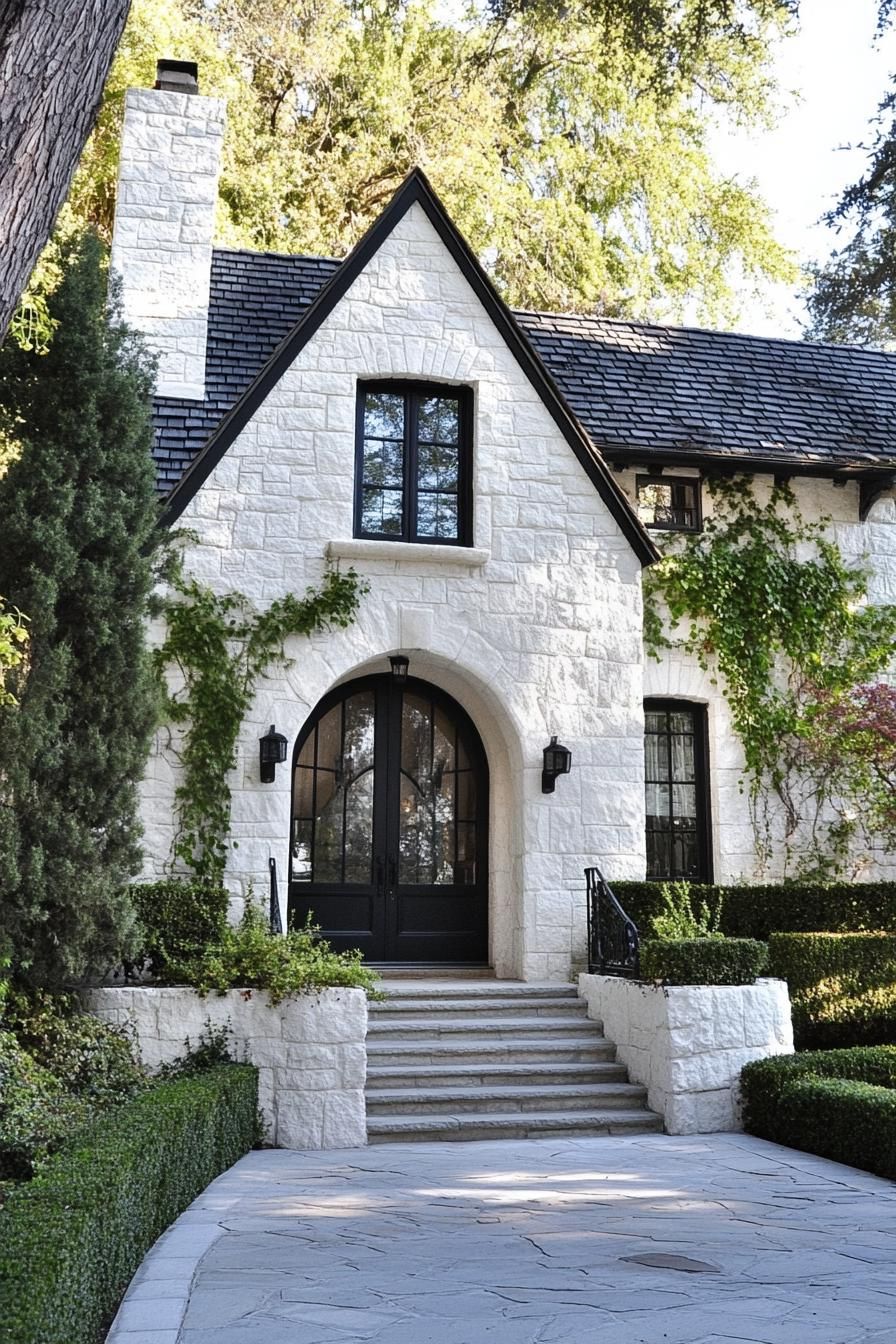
152;248;896;494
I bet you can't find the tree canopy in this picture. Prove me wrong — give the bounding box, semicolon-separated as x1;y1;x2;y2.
60;0;797;323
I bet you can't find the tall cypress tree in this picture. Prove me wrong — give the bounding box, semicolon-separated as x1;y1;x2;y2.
0;231;160;987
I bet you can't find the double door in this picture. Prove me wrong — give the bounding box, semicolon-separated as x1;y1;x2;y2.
289;675;488;962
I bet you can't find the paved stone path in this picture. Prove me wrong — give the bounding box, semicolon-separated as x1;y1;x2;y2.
108;1134;896;1344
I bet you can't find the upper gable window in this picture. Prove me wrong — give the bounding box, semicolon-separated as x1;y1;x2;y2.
636;475;701;532
355;383;472;545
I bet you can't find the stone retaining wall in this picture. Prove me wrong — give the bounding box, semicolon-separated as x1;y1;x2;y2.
578;973;793;1134
84;986;368;1150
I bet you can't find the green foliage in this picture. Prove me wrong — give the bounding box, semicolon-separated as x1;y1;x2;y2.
169;901;380;1003
66;0;796;323
1;992;145;1106
640;936;767;985
0;231;161;988
0;1032;93;1182
130;879;230;976
0;1065;258;1344
767;932;896;1049
643;477;896;868
158;564;365;883
0;601;27;707
741;1046;896;1178
156;1019;238;1079
612;878;896;941
649;879;723;940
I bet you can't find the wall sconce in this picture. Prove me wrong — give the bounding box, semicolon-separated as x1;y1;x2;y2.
390;654;410;682
542;735;572;793
259;724;288;783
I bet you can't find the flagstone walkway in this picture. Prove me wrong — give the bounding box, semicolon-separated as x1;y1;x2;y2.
107;1133;896;1344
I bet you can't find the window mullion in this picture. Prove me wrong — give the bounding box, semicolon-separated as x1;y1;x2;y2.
407;392;418;542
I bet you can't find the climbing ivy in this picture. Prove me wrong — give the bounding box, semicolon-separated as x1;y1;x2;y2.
643;477;896;867
156;563;365;885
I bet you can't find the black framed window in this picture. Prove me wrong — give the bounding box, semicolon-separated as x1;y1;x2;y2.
355;383;473;545
636;475;701;531
644;700;711;881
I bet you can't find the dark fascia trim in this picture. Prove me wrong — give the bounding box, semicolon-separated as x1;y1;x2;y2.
157;168;659;566
605;446;896;483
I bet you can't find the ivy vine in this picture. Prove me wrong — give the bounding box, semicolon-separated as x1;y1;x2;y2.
156;563;366;885
643;477;896;867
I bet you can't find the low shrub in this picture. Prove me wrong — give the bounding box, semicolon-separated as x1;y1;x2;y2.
169;901;380;1002
649;881;724;941
767;932;896;1048
3;991;145;1105
0;1032;92;1182
130;878;230;976
640;937;768;986
0;1064;258;1344
611;879;896;942
741;1046;896;1178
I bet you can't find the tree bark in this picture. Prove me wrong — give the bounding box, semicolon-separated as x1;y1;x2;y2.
0;0;131;340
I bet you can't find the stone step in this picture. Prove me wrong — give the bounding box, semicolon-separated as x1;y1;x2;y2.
376;982;579;1000
366;1015;600;1039
369;996;588;1020
366;1108;665;1144
365;1060;627;1089
365;1038;617;1067
366;1081;648;1115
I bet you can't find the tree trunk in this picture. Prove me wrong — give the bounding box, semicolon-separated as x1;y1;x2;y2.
0;0;131;340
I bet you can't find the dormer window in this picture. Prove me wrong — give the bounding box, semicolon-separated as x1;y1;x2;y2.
636;474;701;532
355;383;473;545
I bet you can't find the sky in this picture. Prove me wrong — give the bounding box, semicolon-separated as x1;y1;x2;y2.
721;0;896;338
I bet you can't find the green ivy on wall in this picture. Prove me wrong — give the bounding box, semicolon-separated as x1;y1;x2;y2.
156;563;366;885
643;477;896;868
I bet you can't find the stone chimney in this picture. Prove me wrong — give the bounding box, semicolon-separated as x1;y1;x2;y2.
110;60;225;400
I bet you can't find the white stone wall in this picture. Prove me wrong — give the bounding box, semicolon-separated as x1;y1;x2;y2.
110;88;224;400
617;468;896;881
85;987;368;1150
579;973;793;1133
139;200;648;982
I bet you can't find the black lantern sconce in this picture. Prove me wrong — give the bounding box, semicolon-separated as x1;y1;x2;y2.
389;654;410;683
259;724;288;783
542;735;572;793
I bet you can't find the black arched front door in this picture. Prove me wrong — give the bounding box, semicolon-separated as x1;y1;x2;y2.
289;676;489;962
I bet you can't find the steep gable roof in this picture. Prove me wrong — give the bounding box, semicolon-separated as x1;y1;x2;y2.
156;169;659;565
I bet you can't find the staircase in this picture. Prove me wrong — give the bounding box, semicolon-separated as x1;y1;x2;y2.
365;980;663;1143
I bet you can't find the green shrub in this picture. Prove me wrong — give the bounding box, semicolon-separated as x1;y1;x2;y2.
611;879;896;942
130;878;230;976
640;937;768;985
741;1046;896;1178
649;880;724;940
0;1064;258;1344
0;1032;92;1182
3;991;145;1105
767;932;896;1048
169;901;380;1003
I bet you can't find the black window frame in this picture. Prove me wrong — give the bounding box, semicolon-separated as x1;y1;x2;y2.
354;380;474;547
643;698;713;883
636;474;702;533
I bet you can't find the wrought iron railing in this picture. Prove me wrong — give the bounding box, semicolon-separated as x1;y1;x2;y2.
269;856;283;935
585;866;640;977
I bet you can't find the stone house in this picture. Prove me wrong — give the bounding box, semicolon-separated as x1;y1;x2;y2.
117;65;896;984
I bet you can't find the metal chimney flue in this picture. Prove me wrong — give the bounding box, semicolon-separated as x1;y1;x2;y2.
155;59;199;95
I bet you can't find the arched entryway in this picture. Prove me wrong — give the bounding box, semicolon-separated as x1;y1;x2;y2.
289;675;489;963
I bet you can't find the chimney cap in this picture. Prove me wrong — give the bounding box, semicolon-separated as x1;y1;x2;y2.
155;59;199;95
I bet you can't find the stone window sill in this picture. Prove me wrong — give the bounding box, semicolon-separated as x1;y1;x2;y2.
326;539;489;567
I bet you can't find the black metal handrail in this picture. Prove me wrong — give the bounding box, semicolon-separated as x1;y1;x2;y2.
585;866;640;977
269;856;283;935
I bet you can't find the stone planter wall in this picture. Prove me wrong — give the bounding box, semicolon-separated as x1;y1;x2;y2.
578;974;793;1134
84;986;368;1150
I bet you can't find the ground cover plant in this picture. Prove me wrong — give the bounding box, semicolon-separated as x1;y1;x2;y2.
741;1046;896;1179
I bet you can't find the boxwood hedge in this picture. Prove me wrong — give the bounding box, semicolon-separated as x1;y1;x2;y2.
741;1047;896;1179
766;932;896;1049
640;937;768;986
611;880;896;942
0;1064;258;1344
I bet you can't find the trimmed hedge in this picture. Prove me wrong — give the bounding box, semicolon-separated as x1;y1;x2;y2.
640;937;768;986
130;878;230;976
611;879;896;942
0;1064;258;1344
767;932;896;1048
741;1047;896;1178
